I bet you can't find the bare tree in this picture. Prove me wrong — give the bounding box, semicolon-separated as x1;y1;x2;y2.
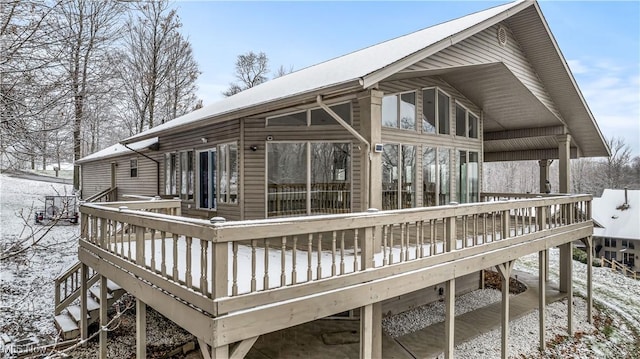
605;137;632;189
223;51;269;97
274;64;294;78
119;0;199;132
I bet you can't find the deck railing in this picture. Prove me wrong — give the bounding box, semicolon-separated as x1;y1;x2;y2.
600;257;638;280
79;194;592;317
85;187;117;203
54;262;98;315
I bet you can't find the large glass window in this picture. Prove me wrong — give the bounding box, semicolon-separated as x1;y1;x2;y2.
423;147;436;206
269;102;351;126
455;103;479;139
218;143;238;204
268;142;351;217
422;88;450;134
382;92;416;130
180;151;194;201
439;149;450;205
165;153;177;196
458;150;479;203
382;144;415;210
198;150;216;209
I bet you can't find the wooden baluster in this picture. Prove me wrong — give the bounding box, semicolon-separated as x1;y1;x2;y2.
201;240;208;295
399;223;405;262
251;240;257;292
340;232;345;275
281;236;287;287
263;239;270;290
388;225;394;264
331;232;337;277
232;242;238;295
127;225;132;260
150;230;156;272
99;218;107;249
172;234;179;282
160;231;167;277
136;225;145;266
292;236;298;284
307;234;313;281
430;219;436;256
91;216;97;244
186;236;192;288
382;226;388;266
492;212;497;241
353;229;359;272
119;222;125;257
316;233;322;280
483;213;488;244
416;221;421;259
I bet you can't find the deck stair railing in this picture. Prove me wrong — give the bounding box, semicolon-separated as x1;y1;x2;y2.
84;187;117;203
53;198;182;339
79;194;592;322
600;256;638;280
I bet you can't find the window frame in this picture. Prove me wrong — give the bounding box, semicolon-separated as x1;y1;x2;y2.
454;101;479;139
382;91;417;130
266;101;352;127
196;148;217;210
421;87;451;135
218;142;239;205
130;158;138;178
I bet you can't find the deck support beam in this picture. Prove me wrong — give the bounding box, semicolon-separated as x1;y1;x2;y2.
538;250;546;351
230;336;259;359
99;275;108;359
559;242;573;335
496;260;515;359
136;299;146;358
198;337;229;359
444;279;455;359
80;263;88;342
357;89;383;212
359;303;382;359
581;236;593;323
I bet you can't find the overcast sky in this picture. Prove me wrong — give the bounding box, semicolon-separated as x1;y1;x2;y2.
171;0;640;156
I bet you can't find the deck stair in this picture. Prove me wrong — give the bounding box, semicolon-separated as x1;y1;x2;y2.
53;262;126;340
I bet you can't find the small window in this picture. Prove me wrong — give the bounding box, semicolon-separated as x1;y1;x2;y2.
130;159;138;178
310;102;351;126
455;103;479;139
382;92;416;130
268;111;307;126
469;113;479;138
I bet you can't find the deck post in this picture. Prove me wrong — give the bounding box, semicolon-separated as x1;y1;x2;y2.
538;159;551;194
357;89;383;212
444;279;455;359
496;260;515;359
583;236;593;323
360;216;382;358
538;250;546;350
557;134;571;194
80;263;88;342
536;202;549;281
360;304;373;359
99;275;108;359
136;299;146;358
559;242;573;335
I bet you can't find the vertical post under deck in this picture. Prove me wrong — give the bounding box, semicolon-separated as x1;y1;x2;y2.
496;261;514;359
136;299;146;358
559;242;573;334
360;304;373;359
585;236;593;323
80;263;88;342
538;250;546;351
444;279;455;359
99;275;108;359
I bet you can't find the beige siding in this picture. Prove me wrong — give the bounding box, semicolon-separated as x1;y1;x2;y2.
404;23;561;119
80;161;111;199
115;155;159;199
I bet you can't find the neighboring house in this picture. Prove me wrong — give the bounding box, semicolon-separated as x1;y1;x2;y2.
593;189;640;273
66;1;608;358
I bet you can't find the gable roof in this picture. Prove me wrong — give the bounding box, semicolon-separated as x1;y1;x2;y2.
123;0;529;143
114;0;607;160
592;189;640;241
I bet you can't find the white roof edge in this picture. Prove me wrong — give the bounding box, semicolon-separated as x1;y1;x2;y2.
77;137;158;164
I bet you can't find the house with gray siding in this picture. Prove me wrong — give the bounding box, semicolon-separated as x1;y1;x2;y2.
66;1;608;357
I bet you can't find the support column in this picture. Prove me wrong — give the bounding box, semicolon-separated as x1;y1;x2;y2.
357;89;384;213
538;159;552;194
360;304;373;359
496;261;515;359
538;250;546;351
559;242;573;335
444;279;455;359
136;299;146;358
583;236;594;323
99;276;108;359
80;263;88;342
557;134;571;194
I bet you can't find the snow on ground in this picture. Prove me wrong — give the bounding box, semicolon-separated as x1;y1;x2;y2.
0;175;78;342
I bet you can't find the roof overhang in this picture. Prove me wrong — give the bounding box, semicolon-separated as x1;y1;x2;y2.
77;137;159;164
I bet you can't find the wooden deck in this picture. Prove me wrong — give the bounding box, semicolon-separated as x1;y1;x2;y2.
77;193;593;356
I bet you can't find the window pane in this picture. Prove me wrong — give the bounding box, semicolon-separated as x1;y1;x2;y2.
458;151;468;203
187;151;194;200
269;111;307;126
400;92;416;130
423;147;436;206
438;91;450;134
469;113;478;138
268;143;307;217
311;103;350;126
181;152;188;198
439;149;450;205
229;144;238;203
456;104;466;136
382;95;398;128
199;152;209;208
469;152;479;202
401;145;416;208
219;144;228;203
210;151;217;208
130;159;137;178
382;144;399;210
311;143;350;214
422;88;436;133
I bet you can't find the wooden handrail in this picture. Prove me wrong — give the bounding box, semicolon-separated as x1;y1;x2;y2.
54;261;99;315
600;256;638;280
85;187;117;203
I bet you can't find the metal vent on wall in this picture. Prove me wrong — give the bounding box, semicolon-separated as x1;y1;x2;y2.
497;26;508;47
